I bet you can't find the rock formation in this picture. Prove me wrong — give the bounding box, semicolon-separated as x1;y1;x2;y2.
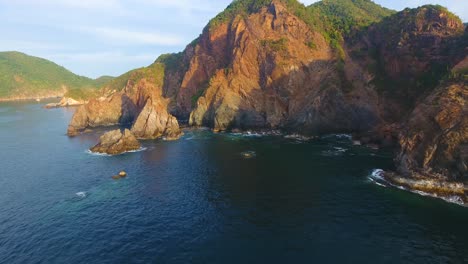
131;98;182;140
90;129;141;155
44;97;85;109
66;0;467;201
185;1;382;134
67;94;138;136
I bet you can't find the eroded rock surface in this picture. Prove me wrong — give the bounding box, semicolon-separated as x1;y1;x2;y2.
396;82;467;181
90;129;141;155
131;98;182;140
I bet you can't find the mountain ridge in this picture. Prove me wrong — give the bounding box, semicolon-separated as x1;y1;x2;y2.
0;51;113;101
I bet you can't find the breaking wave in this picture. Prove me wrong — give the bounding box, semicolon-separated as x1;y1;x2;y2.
85;147;147;156
367;169;466;206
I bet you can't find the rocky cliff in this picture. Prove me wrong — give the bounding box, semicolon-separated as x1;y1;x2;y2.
188;1;383;134
67;0;467;201
67;63;181;139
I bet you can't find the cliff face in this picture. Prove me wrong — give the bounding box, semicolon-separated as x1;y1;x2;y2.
396;80;467;181
69;0;386;136
67;64;181;139
67;0;467;198
187;1;381;134
348;5;465;121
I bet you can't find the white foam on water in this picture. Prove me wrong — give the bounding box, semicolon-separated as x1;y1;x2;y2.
284;134;314;141
85;147;147;157
322;134;352;140
76;192;87;198
229;130;282;138
370;169;384;180
321;146;349;157
367;169;388;187
367;169;466;207
442;196;465;206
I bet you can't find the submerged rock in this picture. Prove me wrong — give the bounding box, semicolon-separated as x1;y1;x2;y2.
90;129;141;155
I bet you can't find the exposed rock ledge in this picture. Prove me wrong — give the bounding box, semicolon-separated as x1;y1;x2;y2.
383;172;467;204
67;94;138;137
44;97;85;109
90;129;141;155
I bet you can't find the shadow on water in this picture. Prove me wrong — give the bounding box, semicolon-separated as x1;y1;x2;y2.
1;102;468;263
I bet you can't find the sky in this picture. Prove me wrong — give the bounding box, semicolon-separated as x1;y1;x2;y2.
0;0;466;78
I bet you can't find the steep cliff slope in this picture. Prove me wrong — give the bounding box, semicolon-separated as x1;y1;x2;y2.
348;5;465;120
68;0;395;137
67;0;467;197
187;0;393;133
67;56;183;139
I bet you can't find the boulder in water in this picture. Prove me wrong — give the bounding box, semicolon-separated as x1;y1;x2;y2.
90;129;141;155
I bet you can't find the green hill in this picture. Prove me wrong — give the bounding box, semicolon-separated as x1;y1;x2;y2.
0;51;102;100
205;0;394;59
309;0;395;34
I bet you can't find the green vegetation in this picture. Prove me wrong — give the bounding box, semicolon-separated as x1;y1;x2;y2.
64;87;101;100
309;0;395;35
191;78;214;108
0;51;99;99
377;5;463;36
260;38;289;53
362;5;464;106
102;63;165;92
94;76;115;87
206;0;393;60
449;66;468;81
191;89;205;107
102;52;188;93
306;41;317;49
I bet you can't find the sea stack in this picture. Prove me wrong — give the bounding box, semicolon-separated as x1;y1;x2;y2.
90;129;141;155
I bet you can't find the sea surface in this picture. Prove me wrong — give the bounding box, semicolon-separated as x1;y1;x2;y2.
1;101;468;264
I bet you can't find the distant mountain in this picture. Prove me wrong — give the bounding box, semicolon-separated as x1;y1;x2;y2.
0;51;111;101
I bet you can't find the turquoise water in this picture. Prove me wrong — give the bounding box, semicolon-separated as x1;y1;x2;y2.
0;101;468;263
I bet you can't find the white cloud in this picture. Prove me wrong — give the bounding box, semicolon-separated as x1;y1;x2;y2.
47;51;156;62
0;40;68;52
136;0;225;12
0;0;122;9
299;0;320;5
79;27;186;46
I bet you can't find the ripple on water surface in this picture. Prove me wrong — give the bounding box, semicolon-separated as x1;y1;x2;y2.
1;102;468;263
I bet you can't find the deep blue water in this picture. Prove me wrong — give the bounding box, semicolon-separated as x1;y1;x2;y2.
1;101;468;264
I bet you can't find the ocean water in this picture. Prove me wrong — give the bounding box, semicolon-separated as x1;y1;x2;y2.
0;101;468;264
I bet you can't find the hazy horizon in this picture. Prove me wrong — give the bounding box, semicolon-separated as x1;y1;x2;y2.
0;0;466;78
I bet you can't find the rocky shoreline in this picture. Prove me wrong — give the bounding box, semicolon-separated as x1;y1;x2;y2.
370;170;468;206
63;1;467;204
44;97;86;109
